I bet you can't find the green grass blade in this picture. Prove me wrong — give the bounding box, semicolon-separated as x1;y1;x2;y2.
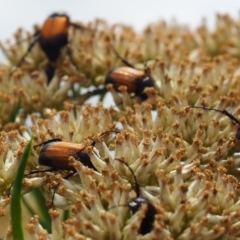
11;137;32;240
62;209;70;221
22;189;52;233
9;101;21;122
31;188;52;232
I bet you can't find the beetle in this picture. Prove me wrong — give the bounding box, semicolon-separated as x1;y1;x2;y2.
10;131;119;203
112;158;157;235
105;45;155;100
15;12;85;83
31;138;97;204
32;130;119;174
33;138;97;172
191;106;240;139
8;138;95;199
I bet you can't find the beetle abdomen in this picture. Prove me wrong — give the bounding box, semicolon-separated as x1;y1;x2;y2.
105;67;146;93
38;142;86;170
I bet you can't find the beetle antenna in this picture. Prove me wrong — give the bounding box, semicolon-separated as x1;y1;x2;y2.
90;130;120;160
99;129;120;139
110;43;135;68
69;22;85;30
190;106;240;126
90;129;120;147
33;138;62;150
114;158;141;197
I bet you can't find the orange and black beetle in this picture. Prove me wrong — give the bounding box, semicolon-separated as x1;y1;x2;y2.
33;130;119;172
33;138;97;172
105;45;155;100
16;13;84;83
112;159;157;235
31;138;97;205
105;67;154;100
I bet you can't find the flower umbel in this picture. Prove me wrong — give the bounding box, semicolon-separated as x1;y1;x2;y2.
1;13;240;240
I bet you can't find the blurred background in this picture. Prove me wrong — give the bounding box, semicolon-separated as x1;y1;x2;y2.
1;0;240;44
1;0;239;105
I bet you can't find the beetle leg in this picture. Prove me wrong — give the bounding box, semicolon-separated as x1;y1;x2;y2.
66;40;80;71
7;167;56;196
44;62;55;84
26;168;56;176
33;138;62;150
110;43;135;68
9;36;40;78
14;30;40;45
51;170;77;205
15;36;39;69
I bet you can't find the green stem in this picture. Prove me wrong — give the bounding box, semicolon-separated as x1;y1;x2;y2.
11;137;32;240
22;189;51;233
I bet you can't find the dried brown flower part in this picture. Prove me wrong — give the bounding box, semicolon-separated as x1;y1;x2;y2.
0;130;28;193
0;19;142;86
0;66;80;129
11;159;239;239
0;66;21;129
142;14;240;62
30;103;116;144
